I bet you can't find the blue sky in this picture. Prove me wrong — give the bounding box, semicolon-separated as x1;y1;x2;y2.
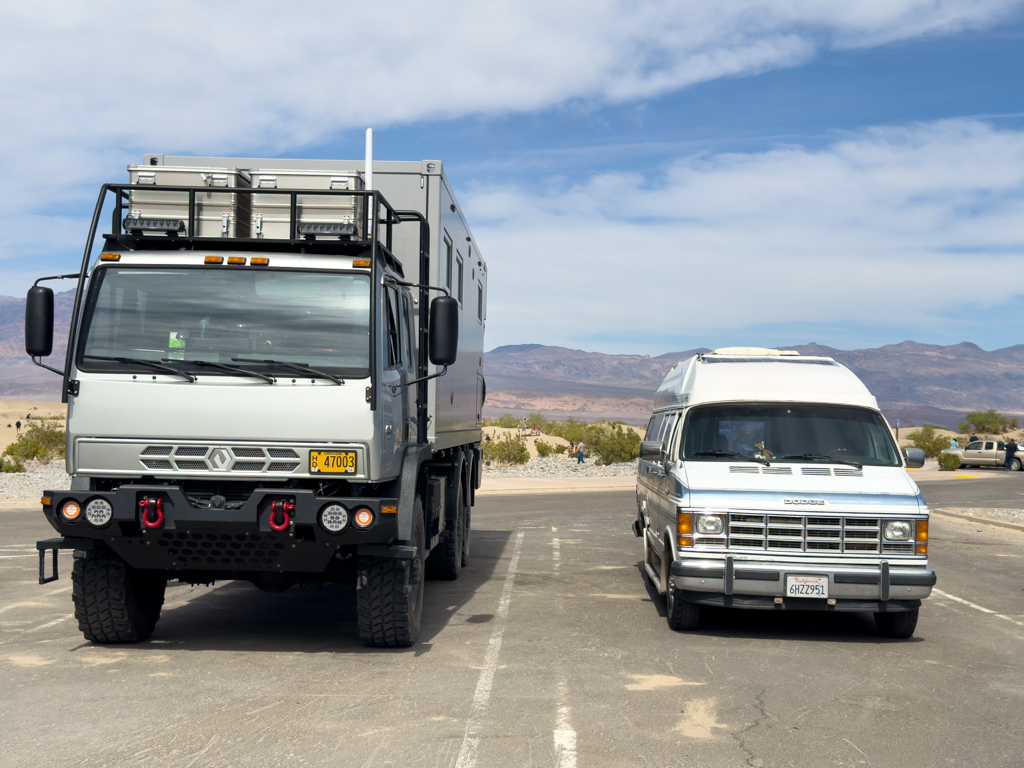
1;1;1021;355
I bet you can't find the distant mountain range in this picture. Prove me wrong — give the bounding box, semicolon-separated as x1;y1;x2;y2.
1;291;1020;429
484;341;1024;429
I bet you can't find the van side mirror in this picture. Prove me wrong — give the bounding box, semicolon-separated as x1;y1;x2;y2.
902;447;925;469
640;440;664;462
428;295;458;366
25;286;55;358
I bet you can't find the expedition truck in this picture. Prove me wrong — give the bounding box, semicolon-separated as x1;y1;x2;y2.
24;143;487;647
634;347;933;639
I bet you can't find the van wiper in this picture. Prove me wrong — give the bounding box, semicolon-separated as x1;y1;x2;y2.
167;359;276;384
781;454;863;469
691;450;770;467
232;358;344;385
83;355;196;382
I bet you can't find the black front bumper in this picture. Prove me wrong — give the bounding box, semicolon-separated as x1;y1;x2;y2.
40;486;399;574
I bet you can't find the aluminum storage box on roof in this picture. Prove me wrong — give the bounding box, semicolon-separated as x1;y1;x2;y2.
126;165;252;238
250;169;364;239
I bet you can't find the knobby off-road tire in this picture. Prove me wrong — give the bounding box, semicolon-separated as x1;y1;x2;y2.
874;608;919;639
72;547;166;644
461;488;471;568
357;503;425;647
426;476;464;581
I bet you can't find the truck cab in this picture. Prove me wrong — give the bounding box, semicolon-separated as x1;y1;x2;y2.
26;154;486;648
635;347;932;639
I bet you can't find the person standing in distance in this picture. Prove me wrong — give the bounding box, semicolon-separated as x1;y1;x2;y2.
1005;439;1018;471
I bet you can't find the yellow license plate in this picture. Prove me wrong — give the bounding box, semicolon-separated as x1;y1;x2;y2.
309;450;357;474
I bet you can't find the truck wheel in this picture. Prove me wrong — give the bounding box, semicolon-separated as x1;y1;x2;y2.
874;608;919;639
666;576;701;631
357;502;425;647
461;492;471;568
1010;458;1022;471
426;477;464;580
72;547;166;644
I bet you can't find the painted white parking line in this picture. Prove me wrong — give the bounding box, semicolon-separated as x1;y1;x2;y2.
933;588;1024;627
455;529;525;768
553;674;577;768
27;615;73;632
552;537;561;574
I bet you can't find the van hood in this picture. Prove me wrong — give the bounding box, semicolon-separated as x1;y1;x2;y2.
678;462;924;514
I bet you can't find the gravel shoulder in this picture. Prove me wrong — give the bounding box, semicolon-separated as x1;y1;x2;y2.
0;460;71;500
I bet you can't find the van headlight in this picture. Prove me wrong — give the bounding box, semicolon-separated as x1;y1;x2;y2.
884;520;912;541
695;515;725;535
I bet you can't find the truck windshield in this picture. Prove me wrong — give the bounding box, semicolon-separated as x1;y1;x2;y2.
77;266;371;378
681;403;901;467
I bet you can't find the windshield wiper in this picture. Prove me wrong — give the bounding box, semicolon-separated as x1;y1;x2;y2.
166;359;276;384
232;358;344;385
781;454;863;469
83;355;196;382
691;450;770;467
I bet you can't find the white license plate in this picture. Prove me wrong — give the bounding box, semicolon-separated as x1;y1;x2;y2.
786;575;829;598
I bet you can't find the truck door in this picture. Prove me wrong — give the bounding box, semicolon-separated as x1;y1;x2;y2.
962;441;985;466
380;285;407;474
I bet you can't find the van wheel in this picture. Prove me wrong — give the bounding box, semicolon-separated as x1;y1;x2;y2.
666;575;701;631
874;608;918;639
72;548;166;643
357;500;425;647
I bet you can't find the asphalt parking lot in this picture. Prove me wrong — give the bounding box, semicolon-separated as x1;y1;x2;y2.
0;476;1021;768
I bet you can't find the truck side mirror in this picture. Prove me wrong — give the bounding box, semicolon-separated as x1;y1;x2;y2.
429;295;458;366
25;286;55;358
902;447;925;469
640;440;664;462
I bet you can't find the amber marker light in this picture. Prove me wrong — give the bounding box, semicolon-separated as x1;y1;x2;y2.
40;496;51;507
677;510;693;546
204;256;224;264
227;256;246;265
916;520;929;554
250;257;270;266
381;505;397;515
100;253;120;261
61;501;81;521
353;259;371;268
353;508;374;528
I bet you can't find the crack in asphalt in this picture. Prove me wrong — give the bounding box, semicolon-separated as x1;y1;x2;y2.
731;688;771;768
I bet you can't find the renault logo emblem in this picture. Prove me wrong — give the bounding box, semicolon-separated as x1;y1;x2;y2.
209;448;231;471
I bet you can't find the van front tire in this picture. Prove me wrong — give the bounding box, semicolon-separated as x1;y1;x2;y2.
666;577;701;631
874;608;918;639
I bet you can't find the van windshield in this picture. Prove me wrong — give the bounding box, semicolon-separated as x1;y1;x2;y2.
77;266;371;377
681;403;900;467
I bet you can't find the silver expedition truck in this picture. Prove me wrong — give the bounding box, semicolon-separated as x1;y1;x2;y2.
25;146;487;647
634;347;932;639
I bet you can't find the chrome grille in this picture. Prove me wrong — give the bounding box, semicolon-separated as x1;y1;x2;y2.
762;467;792;475
704;513;893;554
268;462;300;472
142;446;173;456
231;461;266;471
175;446;209;457
142;459;173;469
232;447;265;458
801;467;831;476
268;448;299;459
834;468;864;477
175;460;208;470
729;466;759;474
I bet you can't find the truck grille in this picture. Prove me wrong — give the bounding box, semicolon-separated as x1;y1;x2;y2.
692;512;918;555
138;444;312;475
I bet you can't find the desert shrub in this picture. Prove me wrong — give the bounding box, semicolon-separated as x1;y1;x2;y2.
906;425;951;458
1;456;26;473
540;419;641;465
484;414;521;428
937;453;962;471
553;444;567;455
959;410;1019;435
3;416;66;466
482;433;529;466
535;440;553;457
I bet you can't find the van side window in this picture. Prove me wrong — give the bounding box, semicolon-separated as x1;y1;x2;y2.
644;417;655;439
649;414;665;443
444;233;453;290
401;292;414;372
456;253;464;305
384;287;401;368
661;413;678;449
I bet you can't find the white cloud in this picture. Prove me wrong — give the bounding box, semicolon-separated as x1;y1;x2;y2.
470;119;1024;349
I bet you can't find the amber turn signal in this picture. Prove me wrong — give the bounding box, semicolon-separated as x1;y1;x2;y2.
677;511;692;535
916;520;928;541
100;252;120;261
227;256;246;265
353;507;374;528
61;501;81;521
204;255;224;264
250;257;270;266
40;496;51;507
353;259;371;268
677;535;693;547
381;505;397;515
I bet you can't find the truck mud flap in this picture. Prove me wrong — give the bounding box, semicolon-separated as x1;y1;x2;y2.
35;537;95;584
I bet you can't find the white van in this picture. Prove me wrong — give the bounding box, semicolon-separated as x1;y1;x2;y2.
634;347;931;639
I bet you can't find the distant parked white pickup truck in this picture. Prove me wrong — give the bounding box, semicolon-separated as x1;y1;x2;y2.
942;440;1021;471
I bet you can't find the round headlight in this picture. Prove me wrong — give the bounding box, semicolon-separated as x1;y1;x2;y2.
352;507;374;529
696;515;725;535
85;498;113;527
320;503;349;534
61;500;82;522
884;520;912;541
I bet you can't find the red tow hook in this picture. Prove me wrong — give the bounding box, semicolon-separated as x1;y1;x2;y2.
140;497;164;529
269;500;294;532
